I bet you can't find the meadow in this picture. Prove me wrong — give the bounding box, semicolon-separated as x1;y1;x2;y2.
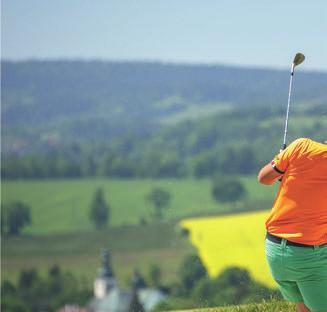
1;177;277;234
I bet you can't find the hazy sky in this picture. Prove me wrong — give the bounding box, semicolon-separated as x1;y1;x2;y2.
2;0;327;70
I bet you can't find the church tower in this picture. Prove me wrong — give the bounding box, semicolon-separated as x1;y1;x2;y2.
94;249;117;299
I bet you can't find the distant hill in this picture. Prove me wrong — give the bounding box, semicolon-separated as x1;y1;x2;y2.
2;60;327;154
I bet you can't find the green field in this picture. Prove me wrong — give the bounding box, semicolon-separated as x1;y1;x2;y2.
1;177;277;235
2;177;278;289
2;222;193;286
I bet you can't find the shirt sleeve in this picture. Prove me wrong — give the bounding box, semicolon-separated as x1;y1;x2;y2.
270;138;305;173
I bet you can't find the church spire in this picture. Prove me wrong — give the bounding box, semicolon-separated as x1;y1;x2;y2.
94;249;117;299
98;249;114;279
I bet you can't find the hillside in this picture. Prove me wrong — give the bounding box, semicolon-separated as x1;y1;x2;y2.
3;100;326;179
2;60;327;154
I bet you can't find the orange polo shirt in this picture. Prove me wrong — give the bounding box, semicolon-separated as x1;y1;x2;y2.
265;138;327;245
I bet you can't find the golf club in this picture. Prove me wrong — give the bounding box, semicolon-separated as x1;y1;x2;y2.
282;52;305;150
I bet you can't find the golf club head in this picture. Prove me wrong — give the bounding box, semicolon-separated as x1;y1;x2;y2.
293;53;305;66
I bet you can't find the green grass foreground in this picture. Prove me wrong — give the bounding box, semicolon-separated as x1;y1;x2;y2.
172;299;295;312
1;177;277;234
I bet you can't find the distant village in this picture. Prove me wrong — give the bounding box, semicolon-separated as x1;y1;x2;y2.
58;250;166;312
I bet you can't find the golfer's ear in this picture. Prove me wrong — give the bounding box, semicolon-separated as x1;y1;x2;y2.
258;163;282;185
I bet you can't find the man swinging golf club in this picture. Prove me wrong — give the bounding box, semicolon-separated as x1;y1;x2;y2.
258;53;327;312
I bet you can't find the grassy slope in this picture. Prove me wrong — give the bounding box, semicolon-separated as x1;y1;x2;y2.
172;299;295;312
1;177;277;235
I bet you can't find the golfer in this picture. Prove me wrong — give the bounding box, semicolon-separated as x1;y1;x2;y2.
258;138;327;312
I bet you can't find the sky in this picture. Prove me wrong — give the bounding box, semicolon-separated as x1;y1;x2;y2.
1;0;327;70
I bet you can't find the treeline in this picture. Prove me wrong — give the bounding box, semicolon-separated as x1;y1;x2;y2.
156;255;281;310
1;256;280;311
1;266;91;312
2;104;326;179
1;145;259;179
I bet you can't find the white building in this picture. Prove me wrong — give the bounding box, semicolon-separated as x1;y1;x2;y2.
89;250;166;312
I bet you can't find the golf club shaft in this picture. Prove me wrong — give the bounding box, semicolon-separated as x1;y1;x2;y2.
282;64;295;150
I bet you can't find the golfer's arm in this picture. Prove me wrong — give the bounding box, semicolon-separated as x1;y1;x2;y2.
257;163;283;185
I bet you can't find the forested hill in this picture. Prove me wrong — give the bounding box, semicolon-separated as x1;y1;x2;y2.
2;61;327;151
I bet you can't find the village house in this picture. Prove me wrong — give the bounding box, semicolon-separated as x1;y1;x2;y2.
88;250;167;312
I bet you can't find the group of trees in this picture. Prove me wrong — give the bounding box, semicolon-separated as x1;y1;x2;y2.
1;141;261;180
3;103;326;180
1;254;280;312
155;254;280;310
1;265;92;312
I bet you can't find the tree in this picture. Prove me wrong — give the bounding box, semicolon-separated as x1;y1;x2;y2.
1;202;31;235
178;254;207;295
1;266;92;312
146;188;171;220
148;264;162;288
18;269;38;289
89;188;110;229
212;267;251;304
212;176;246;203
131;269;147;289
129;287;144;312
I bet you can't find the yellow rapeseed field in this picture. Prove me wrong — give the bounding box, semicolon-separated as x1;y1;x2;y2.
180;210;276;288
